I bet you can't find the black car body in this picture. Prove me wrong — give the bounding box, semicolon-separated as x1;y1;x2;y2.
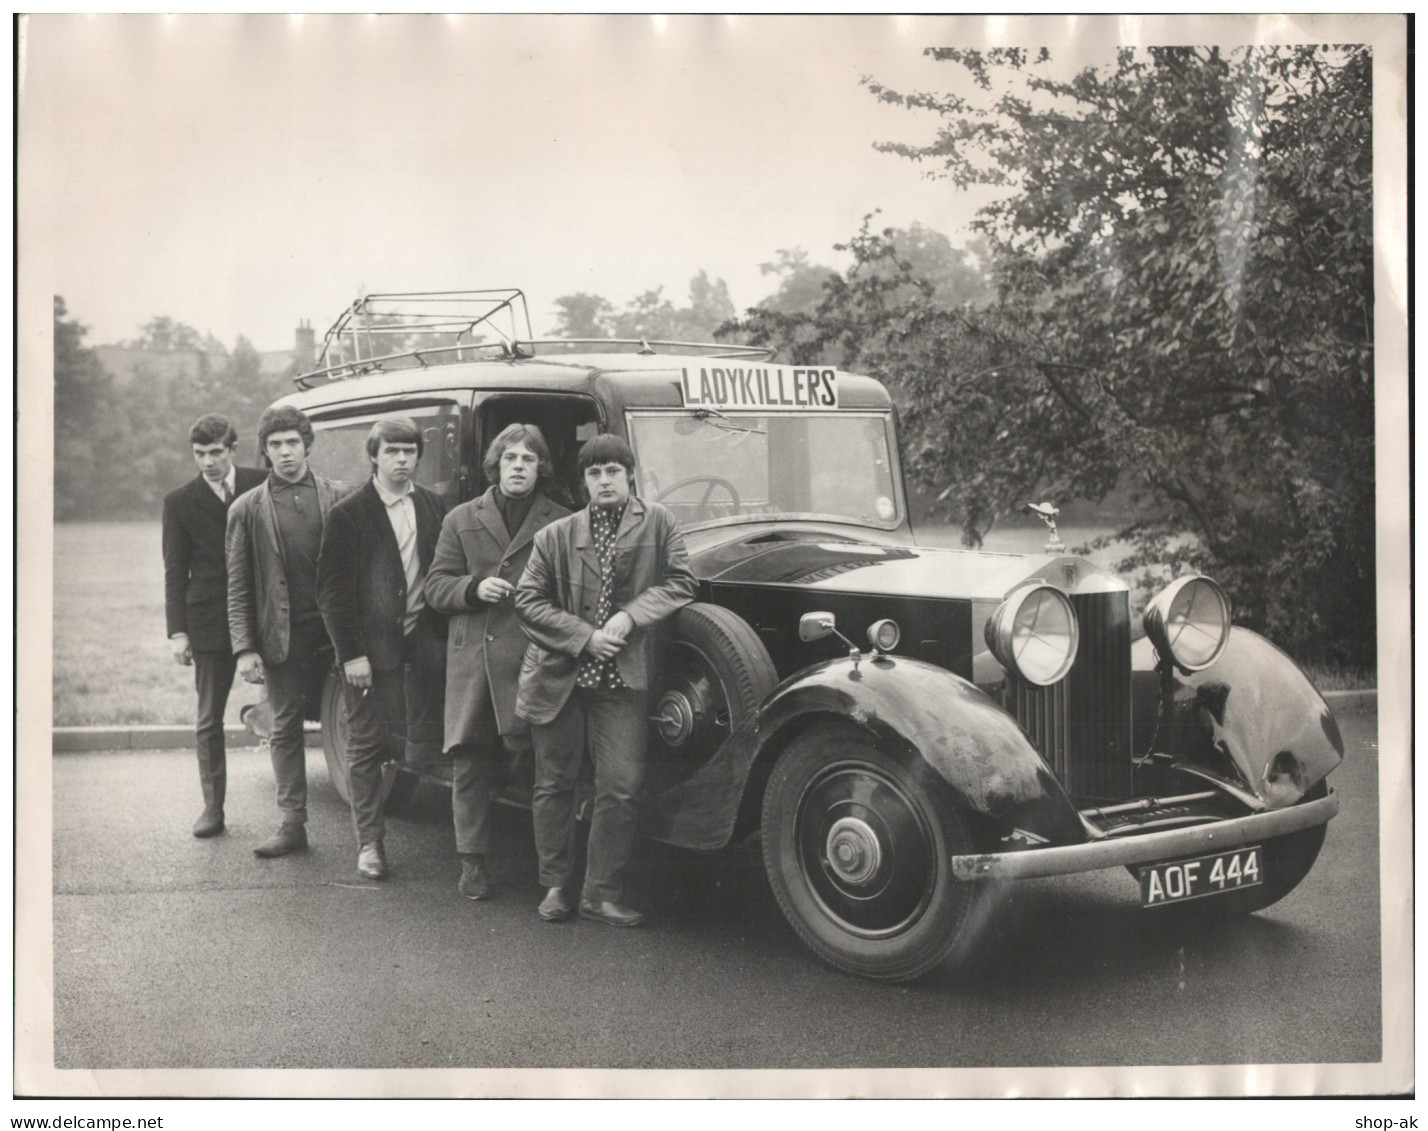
267;291;1342;980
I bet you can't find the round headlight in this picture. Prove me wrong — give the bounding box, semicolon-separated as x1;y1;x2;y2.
867;618;901;652
985;584;1079;686
1143;575;1231;673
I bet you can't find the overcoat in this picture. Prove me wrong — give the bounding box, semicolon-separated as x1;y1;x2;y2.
162;466;268;652
226;472;349;664
316;479;449;672
513;495;697;726
425;487;569;750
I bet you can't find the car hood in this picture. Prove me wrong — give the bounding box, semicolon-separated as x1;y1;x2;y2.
690;531;1126;602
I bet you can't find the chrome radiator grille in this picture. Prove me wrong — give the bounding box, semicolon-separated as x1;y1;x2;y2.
1013;590;1133;803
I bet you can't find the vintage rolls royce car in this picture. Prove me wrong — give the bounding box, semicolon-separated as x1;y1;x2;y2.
265;290;1342;981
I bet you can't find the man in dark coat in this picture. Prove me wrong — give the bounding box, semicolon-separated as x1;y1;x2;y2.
514;433;697;927
162;413;267;837
426;423;569;901
317;416;447;881
227;405;349;858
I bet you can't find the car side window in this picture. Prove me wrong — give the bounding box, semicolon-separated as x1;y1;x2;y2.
308;403;463;509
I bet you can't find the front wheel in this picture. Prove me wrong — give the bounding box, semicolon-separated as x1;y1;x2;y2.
1243;780;1330;913
761;725;980;982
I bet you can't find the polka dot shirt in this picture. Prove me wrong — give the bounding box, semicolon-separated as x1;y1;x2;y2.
576;502;629;691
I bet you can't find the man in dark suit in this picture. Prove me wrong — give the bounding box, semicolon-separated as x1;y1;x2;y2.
514;434;697;927
317;416;447;881
162;414;268;838
227;405;349;858
426;423;569;901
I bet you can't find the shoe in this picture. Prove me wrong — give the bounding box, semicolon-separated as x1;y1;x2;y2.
253;822;307;857
578;898;644;928
192;807;225;838
357;840;388;880
458;859;492;901
537;887;572;922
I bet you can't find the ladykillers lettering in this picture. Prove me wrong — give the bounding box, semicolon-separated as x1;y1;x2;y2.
678;366;838;411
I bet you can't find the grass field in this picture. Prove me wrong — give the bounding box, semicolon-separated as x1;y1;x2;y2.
51;520;1370;726
53;523;268;726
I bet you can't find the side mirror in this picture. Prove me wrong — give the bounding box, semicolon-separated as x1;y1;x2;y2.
799;611;837;642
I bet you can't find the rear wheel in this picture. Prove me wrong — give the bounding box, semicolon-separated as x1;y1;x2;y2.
1136;781;1330;916
320;670;352;806
1250;781;1330;912
761;724;980;982
318;669;419;814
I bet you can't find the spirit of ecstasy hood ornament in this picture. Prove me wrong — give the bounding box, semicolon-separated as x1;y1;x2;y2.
1026;501;1066;554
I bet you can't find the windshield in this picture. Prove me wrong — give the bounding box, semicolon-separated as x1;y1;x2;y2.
627;411;901;529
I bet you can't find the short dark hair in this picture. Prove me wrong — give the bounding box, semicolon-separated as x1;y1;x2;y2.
189;413;237;448
256;405;315;464
576;433;635;476
365;416;424;468
483;423;553;485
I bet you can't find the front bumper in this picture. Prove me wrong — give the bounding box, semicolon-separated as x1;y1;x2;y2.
950;788;1339;883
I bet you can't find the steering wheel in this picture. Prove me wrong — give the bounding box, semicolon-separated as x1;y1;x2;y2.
656;475;742;517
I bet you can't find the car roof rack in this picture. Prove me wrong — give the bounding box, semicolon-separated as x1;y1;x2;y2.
295;289;533;389
511;338;773;360
293;289;771;389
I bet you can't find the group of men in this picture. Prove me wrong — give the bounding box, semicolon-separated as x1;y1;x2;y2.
162;407;696;927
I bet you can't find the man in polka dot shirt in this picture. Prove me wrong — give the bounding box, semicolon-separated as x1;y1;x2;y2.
514;434;697;927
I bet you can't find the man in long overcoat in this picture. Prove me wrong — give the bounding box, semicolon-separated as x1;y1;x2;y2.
426;423;568;900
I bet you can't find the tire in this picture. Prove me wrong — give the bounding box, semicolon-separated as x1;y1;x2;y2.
761;724;979;982
1250;780;1330;912
1136;781;1329;916
320;669;424;815
320;669;352;806
648;603;779;772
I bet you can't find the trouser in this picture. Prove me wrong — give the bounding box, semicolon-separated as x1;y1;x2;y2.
262;618;328;825
340;630;445;847
192;648;238;809
451;737;499;856
531;687;648;903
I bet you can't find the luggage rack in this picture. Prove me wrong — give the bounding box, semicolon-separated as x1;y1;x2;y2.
293;288;771;389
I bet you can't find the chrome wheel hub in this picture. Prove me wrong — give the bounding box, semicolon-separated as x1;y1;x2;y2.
825;816;882;885
653;690;696;746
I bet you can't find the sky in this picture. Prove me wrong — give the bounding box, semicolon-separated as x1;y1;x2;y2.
20;13;1367;353
22;14;1013;350
19;13;982;347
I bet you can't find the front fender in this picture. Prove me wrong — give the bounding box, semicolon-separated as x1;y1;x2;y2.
1131;627;1344;808
642;654;1085;851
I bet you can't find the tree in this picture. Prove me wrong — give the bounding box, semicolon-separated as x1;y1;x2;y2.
136;315;203;353
736;46;1374;665
551;272;737;343
549;293;615;339
757;248;841;317
54;298;124;519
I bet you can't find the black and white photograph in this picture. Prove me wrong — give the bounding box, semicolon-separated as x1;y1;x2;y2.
15;12;1411;1106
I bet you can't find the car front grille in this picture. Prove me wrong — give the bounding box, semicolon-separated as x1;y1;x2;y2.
1012;590;1133;803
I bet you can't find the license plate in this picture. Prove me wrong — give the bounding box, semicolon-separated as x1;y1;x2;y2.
1139;846;1263;907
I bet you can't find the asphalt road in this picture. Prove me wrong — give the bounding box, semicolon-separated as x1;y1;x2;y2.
50;710;1381;1072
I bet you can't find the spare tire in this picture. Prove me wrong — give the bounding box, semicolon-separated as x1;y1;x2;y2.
318;668;418;814
648;602;779;776
319;669;352;806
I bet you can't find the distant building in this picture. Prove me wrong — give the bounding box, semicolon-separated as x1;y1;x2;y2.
257;320;317;377
95;321;316;386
